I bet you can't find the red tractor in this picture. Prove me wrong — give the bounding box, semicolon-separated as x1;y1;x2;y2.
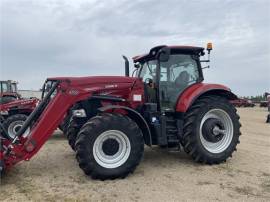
0;98;39;139
0;44;241;180
0;80;39;139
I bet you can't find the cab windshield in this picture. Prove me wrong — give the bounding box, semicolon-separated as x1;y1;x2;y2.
41;80;58;99
0;82;9;93
138;60;157;82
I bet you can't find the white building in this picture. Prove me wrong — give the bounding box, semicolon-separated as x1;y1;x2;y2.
18;90;42;99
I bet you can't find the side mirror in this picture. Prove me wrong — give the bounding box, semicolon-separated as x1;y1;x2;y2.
157;47;170;62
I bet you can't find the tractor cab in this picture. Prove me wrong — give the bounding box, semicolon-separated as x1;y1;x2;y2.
0;80;20;104
0;80;18;94
133;45;209;112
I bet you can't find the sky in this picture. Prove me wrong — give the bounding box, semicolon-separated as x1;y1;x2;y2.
0;0;269;96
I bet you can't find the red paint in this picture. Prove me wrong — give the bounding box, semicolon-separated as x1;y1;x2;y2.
1;76;145;169
0;98;38;111
0;98;39;115
0;76;233;170
175;83;231;112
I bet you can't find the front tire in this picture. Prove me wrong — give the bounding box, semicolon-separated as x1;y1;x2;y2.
59;113;72;134
66;119;81;151
3;114;30;139
75;113;144;180
182;96;241;164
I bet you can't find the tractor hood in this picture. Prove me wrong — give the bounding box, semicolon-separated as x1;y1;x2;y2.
47;76;138;86
0;98;39;112
46;76;143;99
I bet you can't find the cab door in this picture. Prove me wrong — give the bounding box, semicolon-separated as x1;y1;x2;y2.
138;60;158;103
159;54;202;111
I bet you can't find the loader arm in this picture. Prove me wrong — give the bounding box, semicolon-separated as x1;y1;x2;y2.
1;79;91;170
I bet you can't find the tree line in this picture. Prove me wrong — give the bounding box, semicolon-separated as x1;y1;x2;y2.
242;93;269;102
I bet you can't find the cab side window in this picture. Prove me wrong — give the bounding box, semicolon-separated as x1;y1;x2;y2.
1;83;8;92
11;84;17;92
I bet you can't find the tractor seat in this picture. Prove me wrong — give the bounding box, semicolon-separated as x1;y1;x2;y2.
175;71;189;88
170;71;190;104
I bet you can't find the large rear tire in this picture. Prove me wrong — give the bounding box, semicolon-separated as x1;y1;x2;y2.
182;96;241;164
75;113;144;180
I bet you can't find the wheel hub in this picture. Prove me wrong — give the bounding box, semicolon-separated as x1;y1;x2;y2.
8;121;24;139
102;138;120;156
7;120;30;139
202;118;225;143
13;125;22;133
199;109;234;154
93;130;131;169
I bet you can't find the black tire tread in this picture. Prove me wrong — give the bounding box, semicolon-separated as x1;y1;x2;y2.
75;113;144;180
66;119;81;151
182;95;241;164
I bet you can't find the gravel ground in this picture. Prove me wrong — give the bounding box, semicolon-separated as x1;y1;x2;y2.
1;107;270;202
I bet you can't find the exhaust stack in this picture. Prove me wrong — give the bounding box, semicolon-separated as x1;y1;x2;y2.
122;55;129;77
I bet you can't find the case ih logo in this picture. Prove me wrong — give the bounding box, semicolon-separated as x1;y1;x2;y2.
68;89;79;95
105;84;118;88
20;100;32;104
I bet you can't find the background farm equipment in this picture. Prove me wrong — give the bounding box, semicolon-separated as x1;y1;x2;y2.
0;80;21;104
0;80;39;139
259;101;268;107
0;98;39;118
0;98;38;139
265;92;270;123
230;98;255;107
0;43;241;180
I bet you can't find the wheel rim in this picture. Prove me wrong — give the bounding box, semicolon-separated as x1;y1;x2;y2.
93;130;131;169
8;120;30;139
199;109;234;154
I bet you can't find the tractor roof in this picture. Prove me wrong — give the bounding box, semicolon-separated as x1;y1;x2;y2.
133;45;204;63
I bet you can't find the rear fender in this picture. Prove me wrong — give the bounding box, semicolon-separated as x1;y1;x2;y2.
176;83;237;113
98;105;152;146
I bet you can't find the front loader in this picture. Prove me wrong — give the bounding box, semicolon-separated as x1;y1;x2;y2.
0;43;241;180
